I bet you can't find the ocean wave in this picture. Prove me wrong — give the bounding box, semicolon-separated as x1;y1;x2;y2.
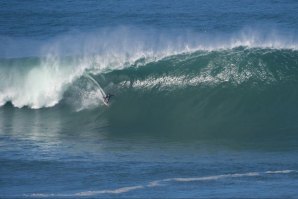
0;27;298;109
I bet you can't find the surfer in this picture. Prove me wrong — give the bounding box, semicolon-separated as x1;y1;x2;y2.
103;93;114;104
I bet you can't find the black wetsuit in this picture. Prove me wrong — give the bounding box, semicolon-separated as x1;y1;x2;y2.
104;94;114;103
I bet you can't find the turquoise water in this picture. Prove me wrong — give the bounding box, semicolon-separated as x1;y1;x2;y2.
1;0;298;198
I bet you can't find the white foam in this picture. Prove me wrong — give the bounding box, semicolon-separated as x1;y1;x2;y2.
147;180;162;187
265;170;295;174
172;172;260;182
75;185;144;196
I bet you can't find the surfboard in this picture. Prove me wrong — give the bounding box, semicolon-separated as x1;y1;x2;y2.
103;99;109;107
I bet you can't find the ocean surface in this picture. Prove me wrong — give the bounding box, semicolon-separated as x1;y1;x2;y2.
1;0;298;198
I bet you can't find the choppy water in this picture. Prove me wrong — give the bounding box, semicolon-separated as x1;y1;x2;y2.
1;0;298;198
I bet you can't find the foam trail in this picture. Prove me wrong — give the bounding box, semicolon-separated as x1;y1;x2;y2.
75;185;144;196
25;170;297;197
171;172;260;182
265;170;295;174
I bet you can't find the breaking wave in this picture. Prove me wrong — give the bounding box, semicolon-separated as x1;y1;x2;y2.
1;27;298;110
1;27;298;138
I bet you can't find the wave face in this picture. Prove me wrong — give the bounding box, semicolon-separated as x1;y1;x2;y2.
1;28;298;138
96;47;298;138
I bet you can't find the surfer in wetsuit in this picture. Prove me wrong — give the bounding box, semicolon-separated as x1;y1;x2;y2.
104;93;114;104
